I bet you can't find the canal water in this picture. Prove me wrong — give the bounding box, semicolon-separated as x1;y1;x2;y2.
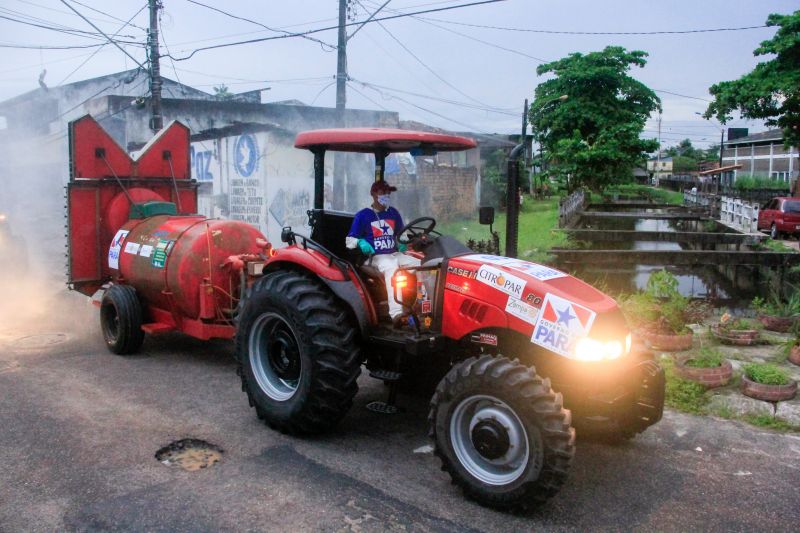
566;207;767;308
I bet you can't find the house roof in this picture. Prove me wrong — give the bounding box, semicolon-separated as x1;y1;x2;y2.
699;164;742;175
724;129;783;146
0;69;212;110
648;156;673;162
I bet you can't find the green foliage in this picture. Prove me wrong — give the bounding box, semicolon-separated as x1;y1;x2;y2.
671;155;698;173
662;358;709;414
619;269;709;334
438;196;568;263
733;176;791;191
743;362;791;385
530;46;660;192
685;346;724;368
602;184;682;204
752;287;800;316
481;149;509;206
213;84;234;100
704;11;800;147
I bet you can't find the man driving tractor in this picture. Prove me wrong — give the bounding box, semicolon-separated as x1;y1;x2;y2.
345;180;420;327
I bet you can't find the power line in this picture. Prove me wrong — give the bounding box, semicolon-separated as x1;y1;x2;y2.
0;42;109;49
412;18;769;35
653;88;711;102
350;77;518;116
59;3;148;86
59;0;147;71
0;12;126;41
164;0;507;61
66;0;148;31
359;4;507;113
183;0;337;51
12;0;147;31
360;0;548;62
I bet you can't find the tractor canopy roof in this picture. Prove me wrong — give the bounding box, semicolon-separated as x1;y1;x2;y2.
294;128;477;154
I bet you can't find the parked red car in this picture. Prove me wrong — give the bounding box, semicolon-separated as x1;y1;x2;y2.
758;197;800;239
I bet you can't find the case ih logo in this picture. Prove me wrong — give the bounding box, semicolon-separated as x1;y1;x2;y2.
447;266;476;278
476;265;525;299
531;293;596;357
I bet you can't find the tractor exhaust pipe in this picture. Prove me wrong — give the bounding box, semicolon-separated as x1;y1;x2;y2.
505;143;524;259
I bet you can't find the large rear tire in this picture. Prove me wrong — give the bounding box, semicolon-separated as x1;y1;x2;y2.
100;284;145;355
236;270;361;434
429;355;575;510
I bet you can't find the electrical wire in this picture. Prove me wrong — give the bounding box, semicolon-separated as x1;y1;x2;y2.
65;0;148;31
58;3;148;86
360;4;508;113
163;0;507;61
183;0;336;51
413;18;769;35
0;12;127;41
360;0;548;62
350;77;518;116
13;0;147;31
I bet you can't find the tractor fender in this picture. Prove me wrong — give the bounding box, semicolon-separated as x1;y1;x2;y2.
264;258;377;334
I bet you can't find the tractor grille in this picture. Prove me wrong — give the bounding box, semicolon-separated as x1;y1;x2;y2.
459;299;488;322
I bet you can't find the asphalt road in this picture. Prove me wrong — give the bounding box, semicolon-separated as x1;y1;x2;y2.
1;289;799;532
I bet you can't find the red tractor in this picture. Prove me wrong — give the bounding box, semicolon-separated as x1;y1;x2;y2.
67;117;664;511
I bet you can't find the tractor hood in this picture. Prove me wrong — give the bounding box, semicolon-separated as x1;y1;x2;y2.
444;254;630;360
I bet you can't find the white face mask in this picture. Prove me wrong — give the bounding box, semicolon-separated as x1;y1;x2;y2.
377;194;390;207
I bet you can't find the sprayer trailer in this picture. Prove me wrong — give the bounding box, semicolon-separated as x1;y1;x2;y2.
66;116;664;510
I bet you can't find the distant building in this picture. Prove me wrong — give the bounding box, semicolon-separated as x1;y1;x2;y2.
721;129;799;188
647;155;673;182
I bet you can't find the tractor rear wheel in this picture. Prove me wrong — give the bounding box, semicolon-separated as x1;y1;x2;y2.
236;270;361;434
429;355;575;510
100;284;145;355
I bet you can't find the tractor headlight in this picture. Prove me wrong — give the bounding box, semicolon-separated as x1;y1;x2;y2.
573;333;630;361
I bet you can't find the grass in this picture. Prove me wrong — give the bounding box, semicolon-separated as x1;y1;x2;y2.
662;357;709;415
712;406;800;433
743;362;792;385
684;346;724;368
753;239;797;253
438;195;569;263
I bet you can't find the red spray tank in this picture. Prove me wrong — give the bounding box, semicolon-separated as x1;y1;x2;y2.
66;115;269;341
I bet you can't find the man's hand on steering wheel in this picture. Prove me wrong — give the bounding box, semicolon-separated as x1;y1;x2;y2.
397;216;440;249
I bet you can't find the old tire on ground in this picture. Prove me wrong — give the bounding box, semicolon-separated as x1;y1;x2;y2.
100;284;145;355
429;355;575;510
236;270;361;434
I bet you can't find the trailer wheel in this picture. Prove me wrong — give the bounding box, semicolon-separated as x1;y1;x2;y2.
100;284;145;355
429;355;575;510
236;270;361;434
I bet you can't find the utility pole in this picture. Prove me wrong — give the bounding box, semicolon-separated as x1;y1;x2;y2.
332;0;348;210
655;112;662;186
148;0;163;132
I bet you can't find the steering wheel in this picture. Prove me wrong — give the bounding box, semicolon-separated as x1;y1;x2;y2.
397;216;439;245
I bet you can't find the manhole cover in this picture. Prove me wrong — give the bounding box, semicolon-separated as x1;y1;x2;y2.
155;439;223;471
11;333;70;350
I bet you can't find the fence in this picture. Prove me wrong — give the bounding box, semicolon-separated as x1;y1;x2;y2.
720;196;760;234
558;189;585;228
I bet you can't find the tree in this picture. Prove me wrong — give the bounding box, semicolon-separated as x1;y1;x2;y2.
529;46;660;192
213;84;234;101
704;11;800;147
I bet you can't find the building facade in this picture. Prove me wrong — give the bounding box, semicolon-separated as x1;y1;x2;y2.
721;129;798;187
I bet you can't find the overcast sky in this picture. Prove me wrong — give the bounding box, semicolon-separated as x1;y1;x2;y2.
0;0;795;148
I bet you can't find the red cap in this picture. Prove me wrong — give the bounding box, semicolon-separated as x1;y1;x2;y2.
370;181;397;194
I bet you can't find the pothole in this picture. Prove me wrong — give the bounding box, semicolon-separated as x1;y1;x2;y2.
10;333;70;350
155;439;223;471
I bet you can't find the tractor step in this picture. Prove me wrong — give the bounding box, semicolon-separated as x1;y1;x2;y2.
369;369;402;382
366;401;401;415
141;322;176;334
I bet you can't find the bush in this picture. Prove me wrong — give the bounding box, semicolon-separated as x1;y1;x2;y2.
743;363;791;386
619;270;710;334
752;287;800;317
733;176;791;191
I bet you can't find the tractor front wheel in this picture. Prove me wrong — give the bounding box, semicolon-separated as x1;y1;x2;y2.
429;355;575;510
236;270;361;434
100;284;145;355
